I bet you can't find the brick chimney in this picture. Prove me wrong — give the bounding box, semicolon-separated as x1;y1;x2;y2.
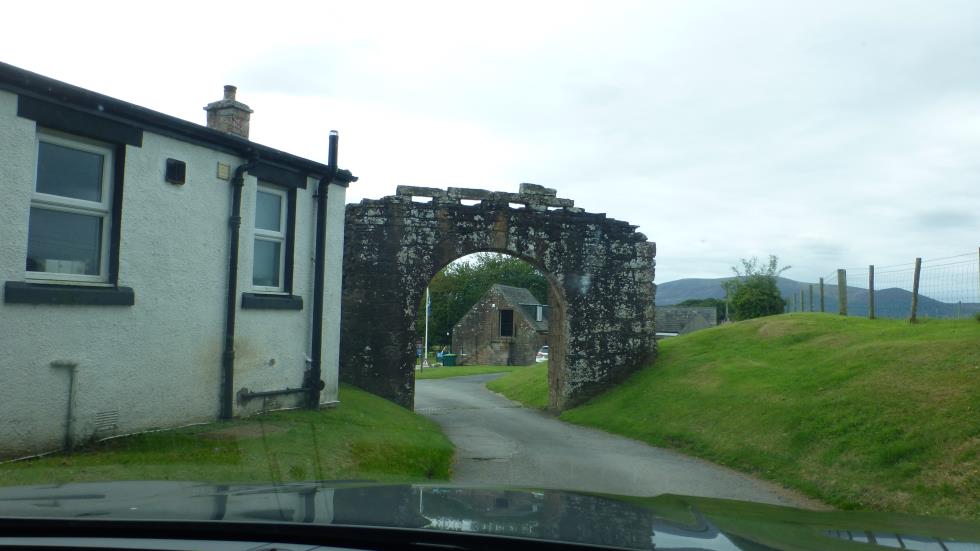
204;85;253;139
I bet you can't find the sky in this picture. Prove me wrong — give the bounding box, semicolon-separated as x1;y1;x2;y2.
3;1;979;284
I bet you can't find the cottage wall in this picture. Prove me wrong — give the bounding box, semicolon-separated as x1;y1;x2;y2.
451;287;547;366
0;89;345;458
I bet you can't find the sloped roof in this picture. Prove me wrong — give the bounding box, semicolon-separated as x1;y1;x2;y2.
655;306;717;334
491;284;549;333
492;284;541;306
0;62;357;186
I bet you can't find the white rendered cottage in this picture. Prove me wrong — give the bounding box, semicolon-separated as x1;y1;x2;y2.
0;62;356;459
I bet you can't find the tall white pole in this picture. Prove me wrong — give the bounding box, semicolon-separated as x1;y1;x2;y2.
424;287;430;366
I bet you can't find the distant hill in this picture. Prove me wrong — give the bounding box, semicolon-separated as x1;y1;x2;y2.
656;276;980;319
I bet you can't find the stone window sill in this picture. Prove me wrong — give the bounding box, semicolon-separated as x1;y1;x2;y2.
241;293;303;310
4;281;135;306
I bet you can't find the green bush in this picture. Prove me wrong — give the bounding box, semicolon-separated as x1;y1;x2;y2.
723;255;789;320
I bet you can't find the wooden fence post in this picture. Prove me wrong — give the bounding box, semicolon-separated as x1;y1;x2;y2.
837;269;847;316
868;265;875;320
819;278;825;312
808;284;813;312
910;257;922;323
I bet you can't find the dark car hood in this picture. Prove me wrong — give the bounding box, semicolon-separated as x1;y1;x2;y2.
0;481;978;550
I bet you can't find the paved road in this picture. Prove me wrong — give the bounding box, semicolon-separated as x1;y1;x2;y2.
415;373;822;509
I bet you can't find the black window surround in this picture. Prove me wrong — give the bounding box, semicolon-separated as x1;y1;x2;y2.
4;282;135;306
243;182;302;310
5;95;140;306
18;96;143;147
250;161;307;190
241;292;303;310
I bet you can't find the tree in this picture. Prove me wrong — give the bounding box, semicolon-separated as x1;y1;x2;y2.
722;255;789;321
677;298;728;322
417;253;550;346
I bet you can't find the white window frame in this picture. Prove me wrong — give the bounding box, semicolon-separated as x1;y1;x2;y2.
26;130;114;285
252;183;287;293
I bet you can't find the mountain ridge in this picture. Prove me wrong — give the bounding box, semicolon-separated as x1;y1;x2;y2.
656;276;979;319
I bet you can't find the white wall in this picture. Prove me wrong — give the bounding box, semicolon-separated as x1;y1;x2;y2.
321;181;347;404
0;89;347;458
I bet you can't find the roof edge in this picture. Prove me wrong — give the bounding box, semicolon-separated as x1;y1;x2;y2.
0;61;356;186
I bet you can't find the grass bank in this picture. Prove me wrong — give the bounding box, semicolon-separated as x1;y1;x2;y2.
0;385;453;486
486;363;549;408
489;314;980;520
416;364;519;380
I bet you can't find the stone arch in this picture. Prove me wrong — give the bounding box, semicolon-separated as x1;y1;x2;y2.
340;184;657;411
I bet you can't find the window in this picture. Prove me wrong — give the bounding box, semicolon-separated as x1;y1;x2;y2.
499;309;514;337
252;183;287;292
26;132;114;284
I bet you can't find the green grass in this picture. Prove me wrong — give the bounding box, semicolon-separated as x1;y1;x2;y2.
415;364;520;380
0;385;453;486
486;363;549;409
489;314;980;521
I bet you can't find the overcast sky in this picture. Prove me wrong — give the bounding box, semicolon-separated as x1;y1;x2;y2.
4;1;979;283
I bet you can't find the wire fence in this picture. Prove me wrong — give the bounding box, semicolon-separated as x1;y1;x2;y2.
786;250;980;320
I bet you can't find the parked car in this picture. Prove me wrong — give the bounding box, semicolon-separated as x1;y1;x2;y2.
536;345;549;363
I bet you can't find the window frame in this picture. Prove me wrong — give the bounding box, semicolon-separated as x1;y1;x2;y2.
26;130;115;286
252;182;289;294
499;309;515;338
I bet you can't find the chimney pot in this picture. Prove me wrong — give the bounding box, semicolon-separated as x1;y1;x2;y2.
204;85;253;139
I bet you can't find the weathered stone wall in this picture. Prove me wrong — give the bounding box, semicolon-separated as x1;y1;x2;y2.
340;184;657;411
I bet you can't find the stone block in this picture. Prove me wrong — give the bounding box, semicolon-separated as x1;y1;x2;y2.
447;187;493;200
395;185;448;199
519;183;558;196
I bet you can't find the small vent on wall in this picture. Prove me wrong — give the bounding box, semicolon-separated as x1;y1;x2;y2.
165;158;186;185
94;410;119;433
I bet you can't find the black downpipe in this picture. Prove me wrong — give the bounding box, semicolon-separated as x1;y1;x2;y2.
221;161;253;420
308;131;339;409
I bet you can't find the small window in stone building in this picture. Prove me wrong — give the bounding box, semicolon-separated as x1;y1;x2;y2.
499;309;514;337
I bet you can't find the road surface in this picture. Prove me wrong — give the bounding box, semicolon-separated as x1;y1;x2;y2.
415;373;822;509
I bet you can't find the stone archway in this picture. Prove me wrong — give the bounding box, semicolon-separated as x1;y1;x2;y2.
340;184;657;411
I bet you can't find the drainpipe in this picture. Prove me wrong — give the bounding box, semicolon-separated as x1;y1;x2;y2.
221;160;254;420
308;131;339;409
50;360;78;452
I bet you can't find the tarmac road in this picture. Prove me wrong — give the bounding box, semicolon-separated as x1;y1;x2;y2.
415;373;822;509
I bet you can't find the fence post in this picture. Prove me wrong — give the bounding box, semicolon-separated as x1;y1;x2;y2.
792;292;797;312
868;265;875;320
837;269;847;316
808;284;813;312
819;278;825;312
910;257;922;323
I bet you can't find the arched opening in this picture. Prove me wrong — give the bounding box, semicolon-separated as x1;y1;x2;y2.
409;251;567;410
340;185;656;413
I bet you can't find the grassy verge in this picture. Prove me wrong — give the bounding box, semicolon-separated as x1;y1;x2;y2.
486;363;549;408
416;364;520;380
490;314;980;520
0;385;453;486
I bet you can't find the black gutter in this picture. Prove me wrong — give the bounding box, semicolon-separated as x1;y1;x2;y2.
307;131;340;409
220;161;253;420
0;61;357;185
